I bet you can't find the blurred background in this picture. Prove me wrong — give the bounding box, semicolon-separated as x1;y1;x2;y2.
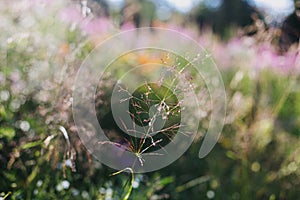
0;0;300;199
81;0;299;44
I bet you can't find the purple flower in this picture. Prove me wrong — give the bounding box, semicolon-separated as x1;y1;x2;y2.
120;22;136;31
80;18;115;36
60;5;83;24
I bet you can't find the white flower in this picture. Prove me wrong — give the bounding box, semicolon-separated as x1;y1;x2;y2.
61;180;70;189
20;121;30;132
36;180;43;187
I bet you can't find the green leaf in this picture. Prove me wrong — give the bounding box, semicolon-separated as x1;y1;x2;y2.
159;176;174;186
20;140;43;150
175;176;211;193
0;105;7;119
0;127;15;140
26;165;39;186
